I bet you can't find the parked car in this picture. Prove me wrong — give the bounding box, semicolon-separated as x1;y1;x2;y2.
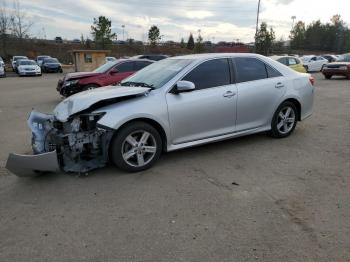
105;56;117;63
57;59;154;96
6;53;315;176
55;36;63;43
322;53;350;79
11;56;28;72
132;54;169;61
0;63;5;77
41;58;63;73
17;60;42;76
301;55;328;72
322;54;338;63
71;39;81;44
0;56;4;67
36;55;51;67
271;55;306;73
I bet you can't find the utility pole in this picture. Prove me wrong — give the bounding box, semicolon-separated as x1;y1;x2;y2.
122;25;125;41
291;16;296;30
255;0;261;43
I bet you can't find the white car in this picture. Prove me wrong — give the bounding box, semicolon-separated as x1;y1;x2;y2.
105;56;117;63
0;56;4;67
17;60;42;76
0;63;5;77
301;55;328;72
11;56;28;72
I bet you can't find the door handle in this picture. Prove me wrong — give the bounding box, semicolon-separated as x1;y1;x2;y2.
223;91;236;98
275;82;284;89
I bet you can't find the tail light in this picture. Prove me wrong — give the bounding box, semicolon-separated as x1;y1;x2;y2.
309;76;315;86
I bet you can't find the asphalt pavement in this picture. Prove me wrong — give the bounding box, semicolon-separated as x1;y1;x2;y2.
0;72;349;261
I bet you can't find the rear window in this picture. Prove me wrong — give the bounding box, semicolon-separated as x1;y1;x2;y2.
116;61;134;72
134;61;152;70
235;57;281;83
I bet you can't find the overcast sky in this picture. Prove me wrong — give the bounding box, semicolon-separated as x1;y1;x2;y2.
4;0;350;42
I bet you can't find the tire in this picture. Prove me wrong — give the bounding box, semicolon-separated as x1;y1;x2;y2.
325;75;332;79
110;121;162;172
304;65;309;73
82;84;99;91
269;101;298;138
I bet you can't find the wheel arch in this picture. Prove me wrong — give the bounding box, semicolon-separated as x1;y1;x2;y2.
111;117;168;152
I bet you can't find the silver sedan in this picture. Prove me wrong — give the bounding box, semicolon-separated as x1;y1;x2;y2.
7;53;315;175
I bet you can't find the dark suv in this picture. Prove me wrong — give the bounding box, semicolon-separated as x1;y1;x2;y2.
57;59;153;96
322;53;350;79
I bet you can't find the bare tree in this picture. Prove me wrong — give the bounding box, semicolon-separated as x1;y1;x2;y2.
10;0;33;41
0;0;12;55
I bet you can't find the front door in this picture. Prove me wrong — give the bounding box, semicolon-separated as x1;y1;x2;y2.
166;58;237;145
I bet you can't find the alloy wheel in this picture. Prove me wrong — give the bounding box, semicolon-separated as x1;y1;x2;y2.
277;106;296;134
121;130;157;167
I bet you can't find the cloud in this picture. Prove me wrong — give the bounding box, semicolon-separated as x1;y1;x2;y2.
12;0;350;42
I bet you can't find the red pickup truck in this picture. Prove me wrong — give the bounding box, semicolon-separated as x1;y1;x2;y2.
57;59;153;96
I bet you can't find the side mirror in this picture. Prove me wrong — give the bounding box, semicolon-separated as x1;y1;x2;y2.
174;80;195;93
110;68;119;74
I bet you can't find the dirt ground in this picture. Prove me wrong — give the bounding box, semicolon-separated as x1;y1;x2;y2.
0;72;349;262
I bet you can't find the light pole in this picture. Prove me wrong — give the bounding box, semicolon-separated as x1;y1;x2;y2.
291;16;296;30
255;0;261;40
122;25;125;41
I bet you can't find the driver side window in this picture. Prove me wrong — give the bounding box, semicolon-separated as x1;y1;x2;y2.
182;58;231;90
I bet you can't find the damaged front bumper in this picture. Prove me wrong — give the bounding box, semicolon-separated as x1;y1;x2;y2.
6;110;113;177
6;151;60;177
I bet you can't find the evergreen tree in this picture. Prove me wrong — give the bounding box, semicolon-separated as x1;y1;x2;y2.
187;33;195;50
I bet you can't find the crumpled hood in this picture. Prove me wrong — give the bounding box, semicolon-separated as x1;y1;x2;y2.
53;85;151;122
65;72;101;80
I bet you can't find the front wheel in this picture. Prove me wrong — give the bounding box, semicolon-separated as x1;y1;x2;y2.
269;102;298;138
325;74;332;79
110;122;162;172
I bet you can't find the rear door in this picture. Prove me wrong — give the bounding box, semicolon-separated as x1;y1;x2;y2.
233;57;287;131
166;58;237;144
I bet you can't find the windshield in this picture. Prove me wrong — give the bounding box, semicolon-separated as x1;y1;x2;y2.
19;60;36;65
121;58;193;89
38;56;50;61
337;54;350;62
93;62;116;73
44;58;58;63
14;56;27;61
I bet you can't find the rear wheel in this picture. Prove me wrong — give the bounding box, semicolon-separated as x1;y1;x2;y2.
110;122;162;172
269;101;298;138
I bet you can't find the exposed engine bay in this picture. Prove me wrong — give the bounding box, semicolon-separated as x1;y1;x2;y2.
6;110;113;176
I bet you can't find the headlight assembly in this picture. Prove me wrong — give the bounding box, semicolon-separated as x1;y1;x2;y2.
64;79;79;87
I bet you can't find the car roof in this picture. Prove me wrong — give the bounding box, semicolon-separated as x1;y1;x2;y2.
270;55;299;59
170;53;269;60
117;58;155;63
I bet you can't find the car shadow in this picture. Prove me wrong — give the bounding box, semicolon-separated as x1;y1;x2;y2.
23;132;270;182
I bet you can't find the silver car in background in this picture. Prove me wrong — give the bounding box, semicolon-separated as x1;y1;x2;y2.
6;53;315;176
